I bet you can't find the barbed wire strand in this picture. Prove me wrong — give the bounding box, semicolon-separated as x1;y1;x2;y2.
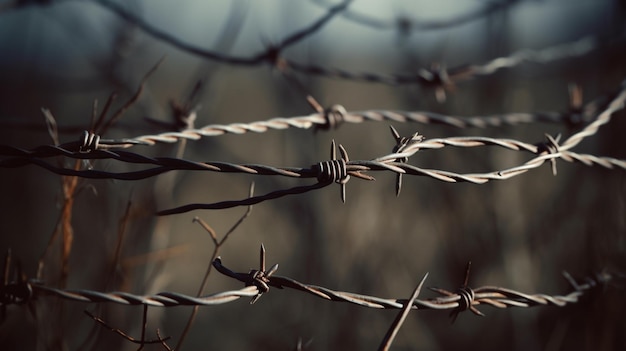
0;246;616;315
94;0;604;97
0;81;623;213
94;0;351;66
76;80;612;149
0;76;620;159
283;36;597;86
1;137;625;215
2;129;624;214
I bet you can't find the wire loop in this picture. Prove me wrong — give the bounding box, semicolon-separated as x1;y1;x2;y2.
316;159;348;184
323;104;347;130
455;286;475;312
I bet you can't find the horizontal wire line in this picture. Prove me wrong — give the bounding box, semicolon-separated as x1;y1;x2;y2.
95;0;604;92
87;83;611;149
9;264;611;313
284;36;597;85
94;0;351;66
0;137;622;181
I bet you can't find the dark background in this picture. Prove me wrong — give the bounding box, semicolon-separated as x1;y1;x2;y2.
0;0;625;350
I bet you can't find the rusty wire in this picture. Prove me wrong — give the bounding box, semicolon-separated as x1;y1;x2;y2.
94;0;351;66
92;0;605;97
0;245;617;316
118;104;596;147
64;82;606;148
284;36;598;87
2;77;623;170
2;104;624;214
2;134;620;181
1;81;625;214
5;76;603;151
27;78;602;149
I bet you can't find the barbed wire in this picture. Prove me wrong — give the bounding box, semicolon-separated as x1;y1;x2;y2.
1;82;624;214
119;90;604;147
0;76;615;159
2;2;623;350
285;36;598;87
94;0;351;66
1;131;624;215
2;133;622;179
89;0;609;100
25;78;604;149
0;246;618;316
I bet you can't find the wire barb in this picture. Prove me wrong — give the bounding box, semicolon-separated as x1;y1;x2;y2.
315;140;351;202
389;126;425;196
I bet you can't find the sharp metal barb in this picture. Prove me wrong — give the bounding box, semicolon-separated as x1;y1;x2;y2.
260;244;266;273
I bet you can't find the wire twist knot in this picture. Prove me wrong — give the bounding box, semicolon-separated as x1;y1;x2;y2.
316;159;348;184
538;133;562;175
318;104;347;131
418;63;455;102
314;140;351;202
455;286;475;312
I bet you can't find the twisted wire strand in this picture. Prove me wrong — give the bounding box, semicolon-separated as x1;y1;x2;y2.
1;80;623;212
0;266;611;313
100;82;613;149
97;0;600;92
122;108;581;147
31;284;260;307
285;36;597;86
470;37;597;76
1;135;624;214
1;133;622;180
88;0;611;99
560;80;626;151
94;0;350;66
8;83;606;150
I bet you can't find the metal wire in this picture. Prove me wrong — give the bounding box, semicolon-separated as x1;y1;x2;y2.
1;76;622;175
101;96;603;148
0;246;616;315
38;80;601;149
1;80;602;150
0;135;565;182
2;80;625;213
92;0;605;98
285;36;598;85
94;0;351;66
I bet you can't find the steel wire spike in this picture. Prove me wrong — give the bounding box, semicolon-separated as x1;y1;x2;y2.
248;244;279;304
389;126;425;196
316;140;351;203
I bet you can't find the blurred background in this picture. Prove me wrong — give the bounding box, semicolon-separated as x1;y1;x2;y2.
0;0;625;350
